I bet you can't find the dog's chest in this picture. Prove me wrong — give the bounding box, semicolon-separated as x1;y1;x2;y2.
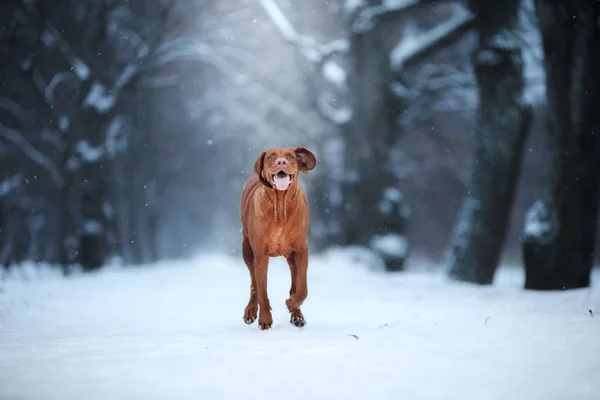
251;193;308;257
265;221;299;257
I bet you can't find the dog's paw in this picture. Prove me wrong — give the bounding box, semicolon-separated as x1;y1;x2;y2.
290;309;306;328
258;311;273;330
258;318;273;330
243;305;258;325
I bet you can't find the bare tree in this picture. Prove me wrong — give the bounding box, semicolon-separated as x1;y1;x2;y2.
445;0;533;284
341;0;474;270
522;0;600;290
0;0;199;270
259;0;476;270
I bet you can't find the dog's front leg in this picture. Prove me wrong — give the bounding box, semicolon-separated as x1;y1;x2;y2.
254;253;273;330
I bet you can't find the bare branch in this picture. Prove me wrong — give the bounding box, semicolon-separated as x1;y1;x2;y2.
31;69;48;99
151;35;256;75
391;62;478;130
322;59;349;90
152;38;303;131
0;96;31;122
259;0;351;126
259;0;296;42
259;0;349;64
75;140;104;163
29;68;74;130
241;80;323;139
45;25;91;81
149;40;246;82
45;71;75;104
0;123;63;187
105;115;127;157
148;12;324;137
0;174;23;198
83;31;154;114
391;4;475;71
41;128;65;151
414;64;475;92
351;0;420;33
83;63;138;114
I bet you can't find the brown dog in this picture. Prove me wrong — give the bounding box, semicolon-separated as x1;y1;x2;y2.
240;147;317;330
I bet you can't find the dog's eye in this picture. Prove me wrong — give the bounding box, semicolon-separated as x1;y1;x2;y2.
268;155;275;160
287;154;294;160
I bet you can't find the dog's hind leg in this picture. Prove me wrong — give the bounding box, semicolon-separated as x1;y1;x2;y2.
286;254;297;298
286;251;307;328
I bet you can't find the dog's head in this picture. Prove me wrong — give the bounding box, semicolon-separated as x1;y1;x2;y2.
253;147;316;190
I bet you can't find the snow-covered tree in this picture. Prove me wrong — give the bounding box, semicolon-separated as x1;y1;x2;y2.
522;0;600;290
445;0;533;284
341;0;476;271
260;0;477;270
0;0;192;270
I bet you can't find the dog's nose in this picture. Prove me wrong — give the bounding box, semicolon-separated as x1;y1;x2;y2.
276;157;288;166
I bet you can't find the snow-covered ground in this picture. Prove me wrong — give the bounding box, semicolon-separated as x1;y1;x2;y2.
1;249;599;400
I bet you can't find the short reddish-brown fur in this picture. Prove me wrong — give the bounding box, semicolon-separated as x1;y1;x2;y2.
240;147;317;330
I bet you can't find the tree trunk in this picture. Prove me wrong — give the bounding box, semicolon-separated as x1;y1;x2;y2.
59;134;80;271
446;0;532;284
341;10;409;271
523;0;600;290
80;164;110;270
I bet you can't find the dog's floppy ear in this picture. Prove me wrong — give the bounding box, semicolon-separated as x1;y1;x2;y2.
295;147;317;174
254;151;273;188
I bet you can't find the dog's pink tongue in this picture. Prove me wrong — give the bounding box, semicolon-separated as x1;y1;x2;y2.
273;174;290;190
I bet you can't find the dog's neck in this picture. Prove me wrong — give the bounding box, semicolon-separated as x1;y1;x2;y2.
263;183;300;223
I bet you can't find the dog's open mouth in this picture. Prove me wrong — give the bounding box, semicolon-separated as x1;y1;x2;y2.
271;171;293;190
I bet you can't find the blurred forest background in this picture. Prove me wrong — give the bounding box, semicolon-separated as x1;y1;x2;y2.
1;0;599;290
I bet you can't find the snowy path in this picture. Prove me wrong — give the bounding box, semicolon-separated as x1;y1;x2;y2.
1;251;599;400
